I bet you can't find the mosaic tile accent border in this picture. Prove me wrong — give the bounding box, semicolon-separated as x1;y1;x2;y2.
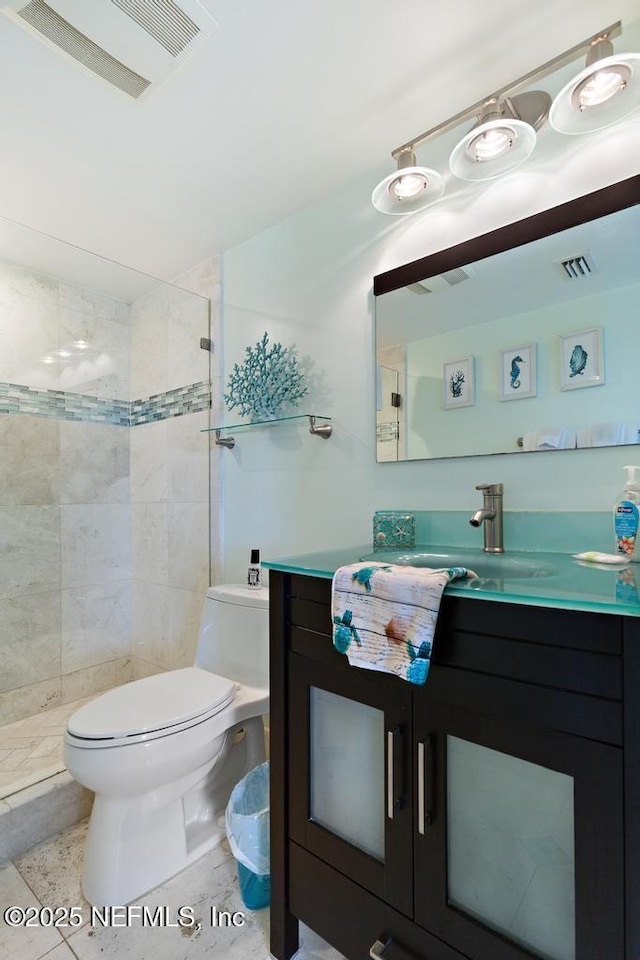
0;382;130;425
130;381;211;426
0;380;211;427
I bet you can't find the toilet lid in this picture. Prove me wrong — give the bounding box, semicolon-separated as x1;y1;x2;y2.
67;667;235;740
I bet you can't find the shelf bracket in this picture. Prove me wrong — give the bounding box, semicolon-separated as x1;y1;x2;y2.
214;430;235;449
308;416;332;439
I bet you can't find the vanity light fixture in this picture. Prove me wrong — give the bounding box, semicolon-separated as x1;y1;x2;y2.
371;149;444;214
373;20;639;214
549;34;640;134
449;92;549;182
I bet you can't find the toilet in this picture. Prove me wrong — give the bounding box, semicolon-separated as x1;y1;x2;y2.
64;584;269;907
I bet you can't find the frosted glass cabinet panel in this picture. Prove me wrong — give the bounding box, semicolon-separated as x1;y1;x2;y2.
447;736;575;960
413;695;623;960
309;687;384;859
288;651;414;917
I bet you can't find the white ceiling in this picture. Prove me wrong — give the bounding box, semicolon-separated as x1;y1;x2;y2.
0;0;638;282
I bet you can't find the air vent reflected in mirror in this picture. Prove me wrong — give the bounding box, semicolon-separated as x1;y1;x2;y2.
558;252;597;280
406;265;475;295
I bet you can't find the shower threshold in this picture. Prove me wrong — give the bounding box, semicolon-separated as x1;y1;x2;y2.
0;696;94;800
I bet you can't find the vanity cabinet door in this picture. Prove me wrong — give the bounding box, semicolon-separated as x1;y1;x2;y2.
413;696;624;960
288;652;414;917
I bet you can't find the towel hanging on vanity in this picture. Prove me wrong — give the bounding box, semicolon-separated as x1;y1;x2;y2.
331;562;474;685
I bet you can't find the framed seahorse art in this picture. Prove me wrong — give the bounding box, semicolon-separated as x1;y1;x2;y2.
499;343;537;401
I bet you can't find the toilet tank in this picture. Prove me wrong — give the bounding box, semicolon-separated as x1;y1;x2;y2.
195;584;269;688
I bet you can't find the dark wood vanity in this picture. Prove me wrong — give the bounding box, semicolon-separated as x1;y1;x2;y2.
269;570;640;960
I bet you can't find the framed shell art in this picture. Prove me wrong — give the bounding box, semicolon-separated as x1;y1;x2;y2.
442;357;474;409
499;344;536;401
559;327;605;390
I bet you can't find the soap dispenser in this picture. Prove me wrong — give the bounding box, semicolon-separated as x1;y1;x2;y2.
614;465;640;561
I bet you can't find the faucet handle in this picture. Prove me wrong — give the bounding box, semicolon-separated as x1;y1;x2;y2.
475;483;504;495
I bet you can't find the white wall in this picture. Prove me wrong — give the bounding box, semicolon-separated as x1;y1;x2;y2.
221;117;640;582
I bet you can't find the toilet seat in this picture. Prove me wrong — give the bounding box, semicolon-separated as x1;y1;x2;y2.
66;667;236;748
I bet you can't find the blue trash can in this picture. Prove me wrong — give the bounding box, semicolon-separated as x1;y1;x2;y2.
237;862;270;910
225;761;270;910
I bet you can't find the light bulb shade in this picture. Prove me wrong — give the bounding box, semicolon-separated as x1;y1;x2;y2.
449;118;537;182
372;164;445;215
549;52;640;134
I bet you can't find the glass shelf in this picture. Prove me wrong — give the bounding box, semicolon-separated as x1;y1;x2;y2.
202;414;332;448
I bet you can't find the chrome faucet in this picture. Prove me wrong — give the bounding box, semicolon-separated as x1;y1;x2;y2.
469;483;504;553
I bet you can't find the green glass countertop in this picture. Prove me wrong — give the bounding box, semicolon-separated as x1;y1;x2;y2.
262;544;640;617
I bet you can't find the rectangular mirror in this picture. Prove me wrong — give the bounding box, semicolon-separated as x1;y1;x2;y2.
374;176;640;462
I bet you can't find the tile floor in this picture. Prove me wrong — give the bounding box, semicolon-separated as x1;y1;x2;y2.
1;818;348;960
0;699;93;800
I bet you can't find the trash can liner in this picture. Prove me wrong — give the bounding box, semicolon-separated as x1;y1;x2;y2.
224;760;270;877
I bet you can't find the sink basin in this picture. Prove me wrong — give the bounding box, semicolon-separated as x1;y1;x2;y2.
359;547;556;580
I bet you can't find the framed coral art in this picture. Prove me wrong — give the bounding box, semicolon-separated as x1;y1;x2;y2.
559;327;605;390
442;357;474;409
499;344;536;401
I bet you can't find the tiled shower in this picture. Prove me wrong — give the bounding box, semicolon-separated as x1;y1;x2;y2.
0;222;217;797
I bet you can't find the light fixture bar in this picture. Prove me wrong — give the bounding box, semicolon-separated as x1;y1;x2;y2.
390;20;622;160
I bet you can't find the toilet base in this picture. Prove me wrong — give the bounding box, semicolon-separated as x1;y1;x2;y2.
81;716;266;906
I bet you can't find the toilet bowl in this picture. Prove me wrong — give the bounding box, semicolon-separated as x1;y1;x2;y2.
64;584;269;906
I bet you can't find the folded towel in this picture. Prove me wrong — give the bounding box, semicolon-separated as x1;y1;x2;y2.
576;428;590;449
522;427;576;451
332;562;473;685
580;422;640;447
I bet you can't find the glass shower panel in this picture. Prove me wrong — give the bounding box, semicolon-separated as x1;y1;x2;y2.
376;364;400;462
447;735;575;960
0;213;212;799
309;687;385;860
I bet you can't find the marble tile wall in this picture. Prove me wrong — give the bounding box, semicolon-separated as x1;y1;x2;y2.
0;262;132;399
130;413;210;670
0;254;215;726
129;259;215;672
0;261;134;726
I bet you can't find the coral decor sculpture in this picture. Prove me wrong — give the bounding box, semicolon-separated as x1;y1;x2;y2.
223;331;308;421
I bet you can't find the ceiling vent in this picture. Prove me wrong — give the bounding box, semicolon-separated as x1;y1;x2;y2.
406;265;475;295
558;252;597;280
441;266;474;286
0;0;216;99
407;281;432;295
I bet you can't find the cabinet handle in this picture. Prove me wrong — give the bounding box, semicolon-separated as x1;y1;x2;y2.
387;729;395;819
417;737;434;834
386;726;404;819
370;937;420;959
